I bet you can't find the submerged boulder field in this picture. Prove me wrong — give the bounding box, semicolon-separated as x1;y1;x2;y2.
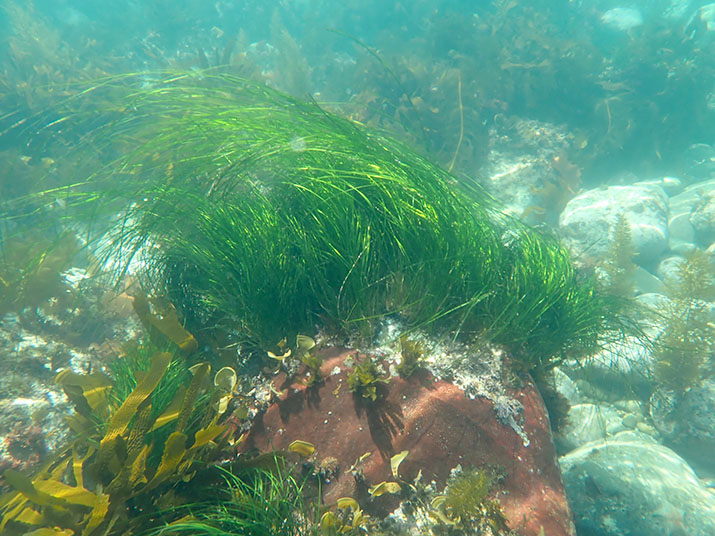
241;345;576;536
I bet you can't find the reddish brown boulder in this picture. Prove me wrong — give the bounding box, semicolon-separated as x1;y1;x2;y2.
241;347;575;536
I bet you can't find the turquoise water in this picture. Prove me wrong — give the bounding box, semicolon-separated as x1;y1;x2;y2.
0;1;713;535
2;0;713;182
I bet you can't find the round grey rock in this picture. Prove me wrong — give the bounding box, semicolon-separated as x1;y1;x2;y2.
570;335;654;397
552;366;582;406
690;192;715;242
636;176;683;196
669;179;715;249
555;403;626;454
656;255;687;285
560;435;715;536
650;379;715;476
559;184;668;264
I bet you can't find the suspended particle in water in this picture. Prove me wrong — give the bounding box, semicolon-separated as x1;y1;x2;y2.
289;136;307;153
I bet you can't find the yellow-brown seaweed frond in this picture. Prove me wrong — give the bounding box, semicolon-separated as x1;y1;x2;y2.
0;347;229;536
346;357;389;401
398;335;425;378
653;250;715;392
600;212;637;296
0;232;79;316
132;293;198;354
430;467;509;533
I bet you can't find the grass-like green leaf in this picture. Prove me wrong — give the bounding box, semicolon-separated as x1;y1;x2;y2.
2;70;628;370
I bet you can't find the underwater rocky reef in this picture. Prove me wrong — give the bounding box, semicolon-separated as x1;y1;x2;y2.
0;72;630;536
0;1;713;535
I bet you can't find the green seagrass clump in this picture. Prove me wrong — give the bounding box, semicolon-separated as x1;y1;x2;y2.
3;71;624;370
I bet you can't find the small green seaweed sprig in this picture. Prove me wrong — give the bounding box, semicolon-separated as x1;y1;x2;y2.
347;357;389;401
